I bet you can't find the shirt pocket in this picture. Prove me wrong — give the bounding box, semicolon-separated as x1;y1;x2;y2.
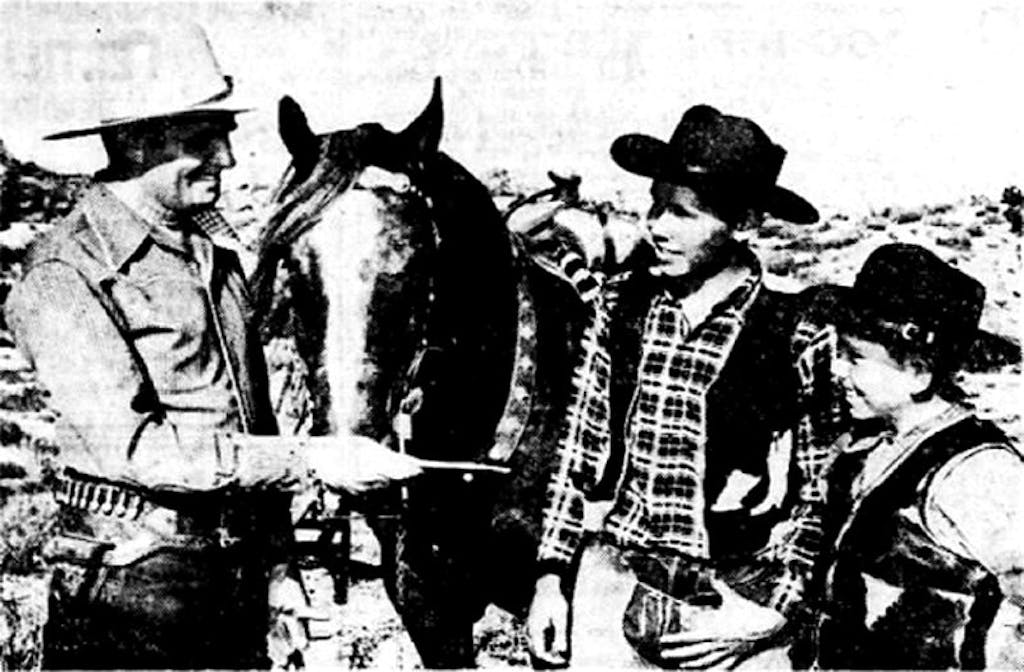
108;271;211;346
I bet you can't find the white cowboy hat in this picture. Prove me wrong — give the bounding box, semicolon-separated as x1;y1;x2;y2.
44;21;249;140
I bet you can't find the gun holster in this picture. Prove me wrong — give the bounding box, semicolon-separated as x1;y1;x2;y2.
41;533;114;567
41;533;116;605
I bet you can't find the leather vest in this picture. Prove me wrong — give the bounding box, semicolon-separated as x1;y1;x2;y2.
817;416;1009;669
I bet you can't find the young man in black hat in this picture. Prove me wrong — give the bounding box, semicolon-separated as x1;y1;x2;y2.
527;104;835;668
809;244;1024;670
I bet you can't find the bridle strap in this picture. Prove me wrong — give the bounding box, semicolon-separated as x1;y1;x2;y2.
488;247;538;462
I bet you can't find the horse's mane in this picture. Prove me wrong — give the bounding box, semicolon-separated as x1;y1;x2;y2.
250;124;382;324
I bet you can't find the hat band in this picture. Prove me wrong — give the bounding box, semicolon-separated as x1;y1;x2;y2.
873;318;937;348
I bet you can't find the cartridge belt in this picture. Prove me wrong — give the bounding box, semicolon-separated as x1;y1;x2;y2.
52;470;241;548
53;471;149;520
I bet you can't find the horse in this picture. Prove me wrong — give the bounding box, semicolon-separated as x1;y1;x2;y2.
252;78;589;667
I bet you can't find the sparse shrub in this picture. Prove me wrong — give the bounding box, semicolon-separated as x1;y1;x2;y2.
896;209;923;224
0;386;48;413
0;491;58;574
966;224;985;237
0;419;24;446
935;235;972;251
925;203;954;215
767;256;798;276
1000;186;1022;233
780;234;862;253
1;572;51;671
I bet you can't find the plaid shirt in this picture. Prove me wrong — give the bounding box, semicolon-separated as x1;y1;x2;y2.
538;264;844;617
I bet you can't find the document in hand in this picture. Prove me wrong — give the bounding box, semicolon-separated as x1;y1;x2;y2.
414;459;511;476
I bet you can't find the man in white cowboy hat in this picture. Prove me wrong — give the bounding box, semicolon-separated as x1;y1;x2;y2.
527;104;838;669
6;21;421;669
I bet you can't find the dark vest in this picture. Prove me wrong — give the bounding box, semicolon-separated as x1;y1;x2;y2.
817;416;1011;670
597;270;802;559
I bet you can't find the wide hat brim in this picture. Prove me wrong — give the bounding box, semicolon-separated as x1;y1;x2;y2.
612;133;819;225
44;101;251;140
812;284;1021;373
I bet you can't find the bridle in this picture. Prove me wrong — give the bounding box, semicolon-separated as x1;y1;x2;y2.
264;157;541;470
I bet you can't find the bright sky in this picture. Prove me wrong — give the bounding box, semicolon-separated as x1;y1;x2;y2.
2;1;1021;212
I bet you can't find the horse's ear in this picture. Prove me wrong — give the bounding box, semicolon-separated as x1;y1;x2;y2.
278;96;318;163
399;76;443;158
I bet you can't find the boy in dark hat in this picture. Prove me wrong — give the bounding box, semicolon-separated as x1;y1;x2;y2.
810;243;1024;670
527;104;836;668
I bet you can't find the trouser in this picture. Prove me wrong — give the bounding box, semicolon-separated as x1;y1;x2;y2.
43;546;270;670
569;536;794;670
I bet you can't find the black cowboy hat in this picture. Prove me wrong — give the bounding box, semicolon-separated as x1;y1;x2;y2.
610;104;819;224
823;243;1020;372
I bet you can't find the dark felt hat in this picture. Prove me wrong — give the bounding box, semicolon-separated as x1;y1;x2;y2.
831;244;987;371
610;104;818;224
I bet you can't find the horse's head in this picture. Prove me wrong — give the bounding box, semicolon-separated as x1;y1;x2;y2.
256;80;448;439
256;79;514;448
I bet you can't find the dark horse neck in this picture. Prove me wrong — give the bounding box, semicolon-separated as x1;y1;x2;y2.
410;153;519;462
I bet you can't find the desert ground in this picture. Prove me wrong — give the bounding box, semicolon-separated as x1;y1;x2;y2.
0;140;1019;668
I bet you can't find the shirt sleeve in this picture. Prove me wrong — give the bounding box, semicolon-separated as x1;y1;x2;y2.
536;284;615;571
763;321;843;619
8;260;298;492
924;445;1024;578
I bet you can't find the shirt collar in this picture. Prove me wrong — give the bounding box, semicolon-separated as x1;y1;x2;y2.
80;183;241;271
650;241;763;322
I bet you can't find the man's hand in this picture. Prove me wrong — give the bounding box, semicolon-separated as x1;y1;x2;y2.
527;573;570;668
308;434;423;496
658;578;786;669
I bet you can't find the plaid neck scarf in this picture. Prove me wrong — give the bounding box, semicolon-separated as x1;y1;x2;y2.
189;207;246;247
612;258;763;559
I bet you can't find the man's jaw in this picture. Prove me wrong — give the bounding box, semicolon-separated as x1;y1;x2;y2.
184;172;222;205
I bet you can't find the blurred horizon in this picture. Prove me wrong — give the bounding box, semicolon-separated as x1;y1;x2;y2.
1;1;1022;213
